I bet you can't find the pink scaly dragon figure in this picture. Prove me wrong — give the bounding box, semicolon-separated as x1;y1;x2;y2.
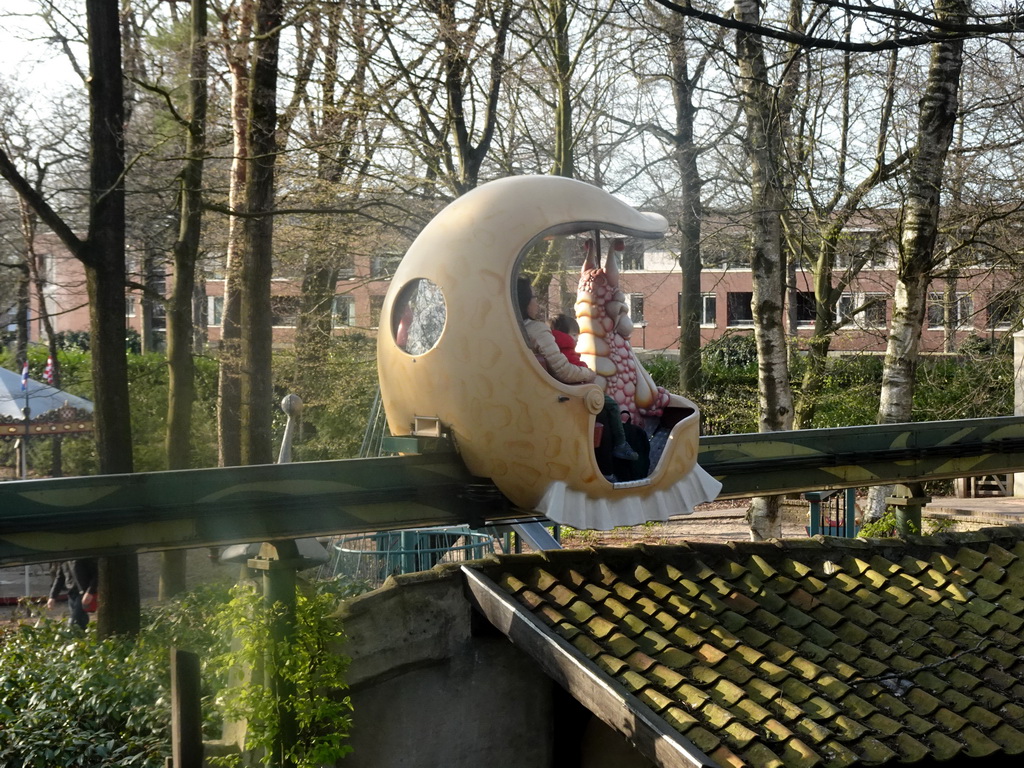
575;238;672;425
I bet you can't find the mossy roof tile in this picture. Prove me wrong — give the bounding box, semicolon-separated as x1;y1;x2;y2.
677;682;710;709
934;706;970;732
638;687;674;714
792;716;833;745
477;533;1024;768
1000;702;1024;727
711;678;748;708
989;609;1024;632
777;737;822;768
657;646;695;669
830;713;869;740
722;720;761;750
972;685;1009;711
685;725;721;754
961;725;1003;757
595;653;628;676
947;667;984;692
747;677;783;704
716;657;757;686
904;686;944;715
737;697;774;724
606;632;639;657
662;705;700;733
893;732;931;762
822;655;860;681
768;696;807;722
740;742;785;768
990;722;1024;754
855;736;898;764
865;711;903;736
940;687;976;713
981;665;1019;691
801;695;841;722
780;677;815;704
924;729;964;761
796;640;830;665
901;712;935;736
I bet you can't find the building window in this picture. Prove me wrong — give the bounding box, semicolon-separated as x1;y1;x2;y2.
795;291;816;327
369;295;385;328
628;294;645;324
332;295;356;328
125;297;136;317
836;294;854;324
371;253;402;278
271;296;301;327
836;292;891;329
209;296;224;327
860;294;887;327
726;292;753;327
986;291;1018;330
927;292;973;330
701;294;717;326
677;293;717;326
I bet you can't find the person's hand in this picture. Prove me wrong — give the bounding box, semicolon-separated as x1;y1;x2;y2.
46;598;56;610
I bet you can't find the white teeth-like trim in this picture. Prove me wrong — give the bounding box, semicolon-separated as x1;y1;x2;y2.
536;466;723;531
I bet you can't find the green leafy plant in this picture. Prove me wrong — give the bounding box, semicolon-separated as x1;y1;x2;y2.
0;586;228;767
208;581;353;767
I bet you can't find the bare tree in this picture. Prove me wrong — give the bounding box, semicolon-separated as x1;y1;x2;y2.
865;0;968;520
0;0;139;637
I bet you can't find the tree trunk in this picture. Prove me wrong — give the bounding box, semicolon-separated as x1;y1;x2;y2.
161;0;208;600
84;0;139;638
217;0;254;469
865;0;966;522
241;0;282;467
735;0;794;540
668;15;704;394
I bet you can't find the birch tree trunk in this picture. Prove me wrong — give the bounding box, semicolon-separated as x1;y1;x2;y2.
217;0;253;469
735;0;794;540
865;0;966;522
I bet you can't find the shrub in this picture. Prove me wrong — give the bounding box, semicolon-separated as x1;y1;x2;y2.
702;334;758;370
0;587;229;767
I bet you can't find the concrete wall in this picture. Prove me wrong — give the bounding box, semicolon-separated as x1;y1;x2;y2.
335;568;555;768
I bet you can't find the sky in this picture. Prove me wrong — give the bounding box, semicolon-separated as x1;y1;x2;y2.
0;1;80;94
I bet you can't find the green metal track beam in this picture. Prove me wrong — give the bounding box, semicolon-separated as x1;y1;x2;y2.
1;416;1023;566
701;415;1024;498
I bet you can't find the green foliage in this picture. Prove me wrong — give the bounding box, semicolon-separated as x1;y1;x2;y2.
913;354;1012;421
701;334;758;370
48;330;142;354
288;334;380;461
802;355;883;428
0;582;353;767
208;582;353;767
119;353;220;472
856;510;905;538
642;355;682;391
0;587;229;767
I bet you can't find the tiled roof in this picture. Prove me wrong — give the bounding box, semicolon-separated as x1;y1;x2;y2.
464;526;1024;767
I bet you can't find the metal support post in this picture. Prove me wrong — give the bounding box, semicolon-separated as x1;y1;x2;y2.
248;540;301;768
885;483;930;536
804;491;824;536
844;488;858;538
